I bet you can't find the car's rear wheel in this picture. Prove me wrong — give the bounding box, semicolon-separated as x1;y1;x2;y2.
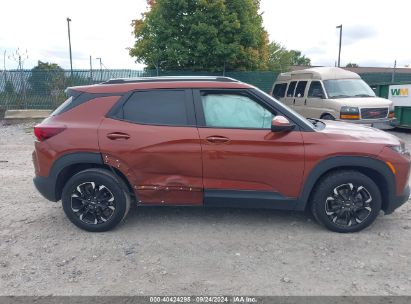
62;168;130;232
310;170;381;233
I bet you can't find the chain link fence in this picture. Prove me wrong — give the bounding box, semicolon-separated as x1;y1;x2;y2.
1;69;411;110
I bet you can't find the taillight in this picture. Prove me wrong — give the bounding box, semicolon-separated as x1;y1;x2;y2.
34;125;66;142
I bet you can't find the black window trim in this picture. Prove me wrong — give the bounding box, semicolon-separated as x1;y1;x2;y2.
106;88;196;127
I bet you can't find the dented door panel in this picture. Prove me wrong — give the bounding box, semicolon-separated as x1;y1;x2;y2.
98;118;203;205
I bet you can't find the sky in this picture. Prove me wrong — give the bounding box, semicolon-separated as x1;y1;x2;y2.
0;0;410;70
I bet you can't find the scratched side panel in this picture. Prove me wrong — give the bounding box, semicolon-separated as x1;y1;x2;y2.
98;118;203;205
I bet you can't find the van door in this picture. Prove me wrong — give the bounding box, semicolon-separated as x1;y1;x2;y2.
293;81;308;117
305;81;327;118
284;81;297;108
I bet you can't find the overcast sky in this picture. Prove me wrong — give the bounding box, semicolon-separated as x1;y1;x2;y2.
0;0;410;70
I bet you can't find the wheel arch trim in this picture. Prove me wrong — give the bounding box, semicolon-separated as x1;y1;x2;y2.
296;156;395;211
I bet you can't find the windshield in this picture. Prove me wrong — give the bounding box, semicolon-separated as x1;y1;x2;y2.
253;87;315;130
323;79;375;98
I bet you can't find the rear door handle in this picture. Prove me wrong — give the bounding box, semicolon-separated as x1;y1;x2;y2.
107;132;130;140
206;136;230;144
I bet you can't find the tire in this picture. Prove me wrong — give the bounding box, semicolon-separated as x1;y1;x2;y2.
321;114;335;120
310;170;382;233
61;168;131;232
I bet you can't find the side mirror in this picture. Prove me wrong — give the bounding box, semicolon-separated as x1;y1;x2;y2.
271;116;296;132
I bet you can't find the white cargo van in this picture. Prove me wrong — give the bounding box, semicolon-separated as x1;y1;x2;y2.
271;67;396;128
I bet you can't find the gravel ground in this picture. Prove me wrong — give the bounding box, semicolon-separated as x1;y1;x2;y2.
0;122;410;296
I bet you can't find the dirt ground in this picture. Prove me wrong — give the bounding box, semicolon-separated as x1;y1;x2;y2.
0;122;410;296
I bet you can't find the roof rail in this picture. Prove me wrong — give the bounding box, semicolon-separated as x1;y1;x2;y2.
102;76;239;84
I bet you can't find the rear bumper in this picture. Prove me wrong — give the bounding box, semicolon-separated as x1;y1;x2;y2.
33;176;58;202
385;185;410;214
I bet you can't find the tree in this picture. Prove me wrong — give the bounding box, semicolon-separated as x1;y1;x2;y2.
346;63;359;68
28;61;65;96
267;42;311;71
129;0;269;71
289;50;311;66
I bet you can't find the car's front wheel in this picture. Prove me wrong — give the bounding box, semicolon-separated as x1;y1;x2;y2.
61;168;130;232
310;170;382;233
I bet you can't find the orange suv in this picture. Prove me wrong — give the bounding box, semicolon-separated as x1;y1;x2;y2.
32;76;410;232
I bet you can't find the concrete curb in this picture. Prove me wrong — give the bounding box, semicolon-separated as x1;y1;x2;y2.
3;109;52;125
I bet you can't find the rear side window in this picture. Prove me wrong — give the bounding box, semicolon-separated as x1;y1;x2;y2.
294;81;307;97
51;90;116;116
287;81;297;97
122;90;189;126
272;83;287;99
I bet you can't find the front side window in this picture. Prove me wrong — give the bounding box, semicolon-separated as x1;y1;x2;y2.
122;90;189;126
201;93;273;129
323;79;376;98
294;81;307;97
308;81;325;98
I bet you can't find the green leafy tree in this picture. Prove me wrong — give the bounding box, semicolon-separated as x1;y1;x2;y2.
346;63;359;68
289;50;311;66
28;61;65;96
267;42;311;71
130;0;269;71
267;42;291;71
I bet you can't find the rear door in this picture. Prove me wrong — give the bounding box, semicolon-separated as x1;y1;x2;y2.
284;81;297;107
98;89;203;205
193;89;305;208
293;81;308;117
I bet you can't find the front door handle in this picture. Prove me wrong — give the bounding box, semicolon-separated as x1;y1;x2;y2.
107;132;130;140
206;136;230;144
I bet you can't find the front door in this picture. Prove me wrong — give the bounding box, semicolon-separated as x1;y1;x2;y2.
305;80;327;118
193;89;305;208
98;89;203;205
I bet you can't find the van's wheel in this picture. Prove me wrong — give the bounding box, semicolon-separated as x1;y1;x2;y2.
61;168;131;232
321;114;335;120
310;170;381;233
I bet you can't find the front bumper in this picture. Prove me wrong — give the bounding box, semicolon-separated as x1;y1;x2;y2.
340;118;398;130
33;175;58;202
385;184;410;214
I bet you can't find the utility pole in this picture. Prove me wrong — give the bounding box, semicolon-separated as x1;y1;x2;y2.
392;60;397;83
9;48;28;107
96;57;102;81
89;55;93;83
336;24;342;67
3;50;6;84
67;17;73;77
